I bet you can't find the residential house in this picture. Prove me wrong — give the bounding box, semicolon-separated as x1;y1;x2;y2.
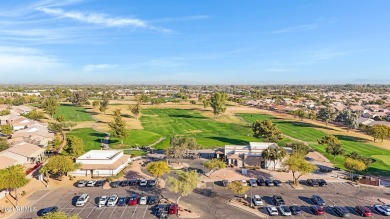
0;142;45;164
11;124;54;147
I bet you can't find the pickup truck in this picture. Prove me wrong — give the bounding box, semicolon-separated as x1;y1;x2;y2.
272;195;285;206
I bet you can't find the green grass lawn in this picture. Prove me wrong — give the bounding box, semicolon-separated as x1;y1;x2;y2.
110;130;163;149
239;113;390;176
55;104;94;121
123;149;147;157
67;128;106;152
139;108;260;149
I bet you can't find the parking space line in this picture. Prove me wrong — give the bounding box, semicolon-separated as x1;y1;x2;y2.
108;206;117;219
61;200;73;210
143;206;148;218
120;205;128;218
132;204;138;218
97;207;106;218
85;207;96;218
77;204;88;216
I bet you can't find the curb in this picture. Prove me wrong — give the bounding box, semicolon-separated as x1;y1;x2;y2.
228;199;268;218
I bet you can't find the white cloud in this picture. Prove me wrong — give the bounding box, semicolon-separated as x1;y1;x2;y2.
83;64;117;72
37;7;171;32
271;24;318;34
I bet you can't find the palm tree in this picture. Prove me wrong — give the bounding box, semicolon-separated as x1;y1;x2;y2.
261;148;274;169
272;147;287;170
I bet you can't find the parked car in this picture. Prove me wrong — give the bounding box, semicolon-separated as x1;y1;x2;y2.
252;195;263;206
290;205;302;215
148;196;159;205
222;180;229;187
139;179;148;186
120;180;129;187
107;195;118;207
279;205;292;216
77;180;87;188
240;179;248;186
76;194;89;207
168;203;178;215
266;205;279;216
148;179;157;187
306;179;319;187
128;194;138;206
95;180;105;187
257;178;265;186
248;179;257;187
273;180;282;186
310;205;325;215
311;195;325;206
265;179;275;186
86;180;96;187
117;197;128;206
110;181;120;188
317;179;327;187
272;195;285;206
333;206;351;217
40;206;58;216
139;196;148;205
99;196;108;206
355;206;372;217
374;204;390;216
129;179;138;186
155;204;169;218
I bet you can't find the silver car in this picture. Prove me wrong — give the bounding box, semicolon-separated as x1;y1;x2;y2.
75;194;89;207
107;195;118;207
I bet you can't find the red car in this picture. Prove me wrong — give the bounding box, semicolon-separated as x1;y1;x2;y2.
168;204;178;215
355;206;372;217
127;194;138;206
310;205;325;215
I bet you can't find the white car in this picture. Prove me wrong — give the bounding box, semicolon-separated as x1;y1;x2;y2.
267;205;279;216
139;179;148;186
76;194;89;207
374;204;390;216
99;196;108;206
240;180;248;186
107;195;118;206
139;196;147;205
252;195;263;206
86;180;97;187
279;205;292;216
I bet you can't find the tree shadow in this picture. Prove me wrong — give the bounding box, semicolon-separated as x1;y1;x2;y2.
89;132;107;138
298;196;313;205
168;114;206;119
334;135;368;142
273;120;336;131
206;136;248;145
122;114;135;119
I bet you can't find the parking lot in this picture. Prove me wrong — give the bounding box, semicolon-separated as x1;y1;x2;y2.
213;181;390;219
18;185;178;219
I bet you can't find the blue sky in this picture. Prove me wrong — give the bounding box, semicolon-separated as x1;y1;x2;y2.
0;0;389;84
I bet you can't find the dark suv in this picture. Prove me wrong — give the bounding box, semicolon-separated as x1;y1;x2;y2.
311;195;325;206
306;179;319;187
272;195;285;206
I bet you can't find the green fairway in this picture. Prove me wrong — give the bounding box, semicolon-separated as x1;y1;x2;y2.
123;149;147;157
239;113;390;176
110;130;163;149
67;128;106;152
55;104;93;121
135;108;260;149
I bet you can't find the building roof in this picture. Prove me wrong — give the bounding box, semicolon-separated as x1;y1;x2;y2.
227;154;241;160
6;142;44;157
77;150;122;160
79;154;131;170
0;156;19;169
249;142;278;150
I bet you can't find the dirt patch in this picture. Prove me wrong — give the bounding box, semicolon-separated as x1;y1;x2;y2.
185;130;203;134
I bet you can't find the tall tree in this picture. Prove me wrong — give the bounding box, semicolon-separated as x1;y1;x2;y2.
64;136;85;158
166;136;200;164
146;161;171;186
252;119;283;142
344;158;366;180
69;91;89;106
228;180;249;197
109;109;128;144
283;154;317;186
307;110;317;120
92;100;100;108
345;152;373;171
167;170;200;204
366;124;389;142
41;156;79;181
261;148;274;169
130;102;141;120
318;135;344;162
210;92;228;117
41;97;58;118
1;124;13;136
296;109;307;120
335;109;360;131
203;159;226;177
202;98;210;109
317;107;336;126
0;165;29;206
289;141;311;156
99;97;109;114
